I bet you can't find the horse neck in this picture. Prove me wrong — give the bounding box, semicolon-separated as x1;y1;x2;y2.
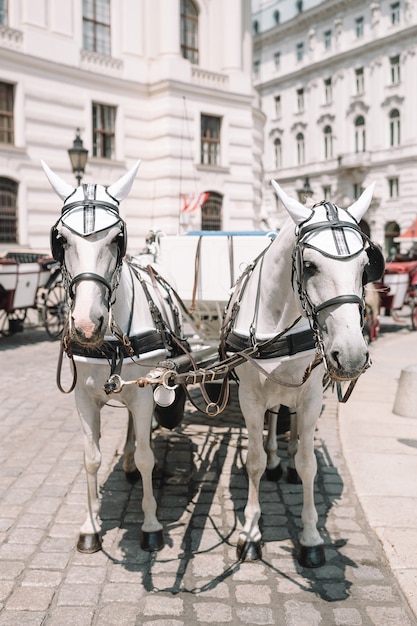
244;220;303;335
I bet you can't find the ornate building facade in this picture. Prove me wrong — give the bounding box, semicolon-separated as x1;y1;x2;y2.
253;0;417;254
0;0;264;252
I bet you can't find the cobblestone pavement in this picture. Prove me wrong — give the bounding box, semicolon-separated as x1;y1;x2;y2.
0;325;416;625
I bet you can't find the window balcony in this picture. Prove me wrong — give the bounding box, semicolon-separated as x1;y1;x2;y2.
337;151;371;171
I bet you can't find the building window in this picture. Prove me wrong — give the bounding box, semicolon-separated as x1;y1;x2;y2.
273;10;280;24
353;183;364;199
201;192;222;230
181;0;199;64
253;59;260;78
274;138;282;169
0;177;18;243
324;77;332;104
297;88;304;112
201;114;221;166
296;132;305;165
388;177;399;198
324;126;333;159
0;82;14;145
0;0;7;25
390;55;400;84
296;42;304;62
273;51;281;70
92;103;116;159
253;20;259;34
355;67;364;95
390;1;400;25
83;0;111;56
296;0;303;13
355;16;364;38
354;115;366;152
389;109;400;146
324;30;332;50
274;95;281;117
323;185;331;200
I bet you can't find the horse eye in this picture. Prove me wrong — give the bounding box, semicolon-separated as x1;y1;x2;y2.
58;235;68;247
303;260;317;275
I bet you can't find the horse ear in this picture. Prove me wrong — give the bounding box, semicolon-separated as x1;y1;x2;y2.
107;160;141;202
41;160;75;201
271;179;312;225
346;182;375;222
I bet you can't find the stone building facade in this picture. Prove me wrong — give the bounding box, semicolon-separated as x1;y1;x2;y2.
253;0;417;255
0;0;264;253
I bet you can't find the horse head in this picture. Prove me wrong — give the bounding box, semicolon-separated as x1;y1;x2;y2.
42;160;141;346
272;180;384;380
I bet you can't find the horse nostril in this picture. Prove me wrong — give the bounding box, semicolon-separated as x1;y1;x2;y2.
331;351;341;368
97;316;104;331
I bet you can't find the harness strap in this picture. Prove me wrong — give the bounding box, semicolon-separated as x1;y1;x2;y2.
313;294;364;315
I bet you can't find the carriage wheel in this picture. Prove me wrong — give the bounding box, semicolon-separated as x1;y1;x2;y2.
411;292;417;331
0;309;27;336
43;280;68;339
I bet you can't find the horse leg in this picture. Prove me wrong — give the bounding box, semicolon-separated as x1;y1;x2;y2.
131;389;164;552
237;401;267;562
76;397;103;553
265;408;282;481
295;415;325;568
123;410;140;483
287;410;301;484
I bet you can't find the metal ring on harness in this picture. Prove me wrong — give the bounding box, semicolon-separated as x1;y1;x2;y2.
161;369;178;390
206;402;221;417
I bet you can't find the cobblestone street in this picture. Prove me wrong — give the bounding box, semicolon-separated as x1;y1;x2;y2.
0;326;415;625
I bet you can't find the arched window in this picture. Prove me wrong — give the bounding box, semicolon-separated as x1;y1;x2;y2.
273;10;280;24
296;132;305;165
274;138;282;169
324;125;333;159
0;177;18;243
181;0;198;64
389;109;400;146
354;115;366;152
201;192;222;231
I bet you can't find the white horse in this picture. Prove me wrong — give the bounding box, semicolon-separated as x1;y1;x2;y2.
222;181;384;567
43;160;187;554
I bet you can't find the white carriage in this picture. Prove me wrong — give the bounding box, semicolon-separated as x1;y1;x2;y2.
134;229;277;343
0;250;66;337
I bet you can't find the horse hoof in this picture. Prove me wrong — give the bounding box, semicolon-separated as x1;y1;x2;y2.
266;464;283;481
298;544;325;568
287;467;301;484
236;538;262;562
125;468;141;484
77;533;102;553
141;529;164;552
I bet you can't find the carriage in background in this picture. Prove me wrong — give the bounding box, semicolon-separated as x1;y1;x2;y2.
373;260;417;331
0;250;67;338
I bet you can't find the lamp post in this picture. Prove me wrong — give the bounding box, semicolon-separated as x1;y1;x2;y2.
298;176;313;204
68;128;88;186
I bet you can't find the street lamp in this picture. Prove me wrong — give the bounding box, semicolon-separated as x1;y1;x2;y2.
68;128;88;186
298;176;313;204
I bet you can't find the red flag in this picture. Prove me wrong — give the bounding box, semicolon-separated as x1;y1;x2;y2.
181;192;210;212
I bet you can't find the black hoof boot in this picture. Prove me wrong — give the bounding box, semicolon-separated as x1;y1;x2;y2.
236;538;263;562
266;463;283;482
77;532;102;553
298;544;325;568
125;468;141;484
141;529;164;552
287;467;302;484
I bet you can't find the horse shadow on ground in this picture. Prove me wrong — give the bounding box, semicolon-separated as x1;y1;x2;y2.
98;385;358;601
